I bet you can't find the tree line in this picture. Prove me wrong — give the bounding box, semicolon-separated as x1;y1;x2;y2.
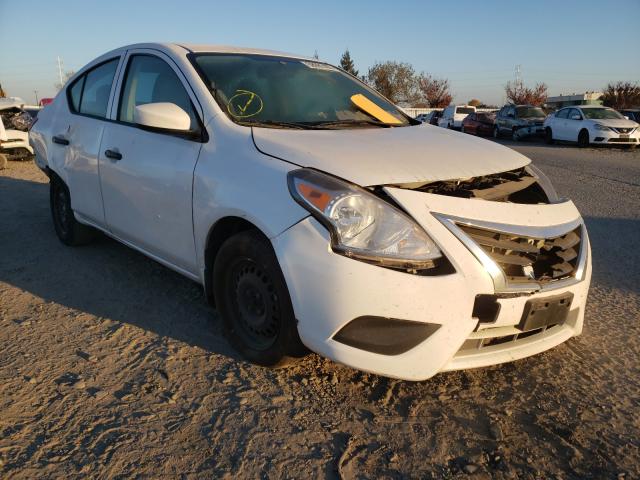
338;49;639;110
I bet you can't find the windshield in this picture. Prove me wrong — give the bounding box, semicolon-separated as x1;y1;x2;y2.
516;106;545;118
456;107;475;114
581;108;624;120
192;54;410;129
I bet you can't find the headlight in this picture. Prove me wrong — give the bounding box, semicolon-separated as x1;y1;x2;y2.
593;123;611;131
288;168;442;270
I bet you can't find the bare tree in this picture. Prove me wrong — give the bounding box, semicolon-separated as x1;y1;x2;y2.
601;81;640;110
505;81;547;106
416;73;452;108
54;70;75;91
339;49;358;77
366;61;420;105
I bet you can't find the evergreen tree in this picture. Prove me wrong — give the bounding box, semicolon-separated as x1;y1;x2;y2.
339;49;359;77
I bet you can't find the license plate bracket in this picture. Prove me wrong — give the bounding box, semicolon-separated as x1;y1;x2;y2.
518;293;573;331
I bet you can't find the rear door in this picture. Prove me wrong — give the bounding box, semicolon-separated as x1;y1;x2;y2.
553;109;570;140
55;58;122;225
98;50;205;275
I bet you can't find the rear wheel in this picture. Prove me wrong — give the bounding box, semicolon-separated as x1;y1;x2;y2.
461;125;466;134
493;126;500;138
50;175;95;246
545;127;554;144
578;129;589;148
213;230;307;367
512;128;520;141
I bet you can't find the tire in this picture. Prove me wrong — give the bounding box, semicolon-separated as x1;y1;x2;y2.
461;126;465;134
213;230;307;367
0;154;6;170
50;175;95;246
512;128;520;141
545;127;554;145
493;126;500;139
578;129;589;148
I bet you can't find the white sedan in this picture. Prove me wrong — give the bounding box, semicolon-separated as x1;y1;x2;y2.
543;105;639;147
30;43;591;380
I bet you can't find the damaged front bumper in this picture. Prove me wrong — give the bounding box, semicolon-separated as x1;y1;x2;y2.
272;188;591;381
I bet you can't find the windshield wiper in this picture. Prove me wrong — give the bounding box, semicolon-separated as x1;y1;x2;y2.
237;120;314;130
307;119;396;129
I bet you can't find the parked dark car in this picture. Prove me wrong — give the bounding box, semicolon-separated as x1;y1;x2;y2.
494;104;546;140
620;109;640;123
461;112;495;136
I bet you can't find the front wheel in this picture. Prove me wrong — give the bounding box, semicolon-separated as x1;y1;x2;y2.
461;125;466;134
213;230;307;366
50;175;95;246
578;129;589;148
493;126;500;138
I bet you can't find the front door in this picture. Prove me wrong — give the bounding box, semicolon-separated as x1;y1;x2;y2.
99;52;204;275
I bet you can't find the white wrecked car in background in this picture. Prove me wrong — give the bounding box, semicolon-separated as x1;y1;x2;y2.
0;98;35;162
30;43;591;380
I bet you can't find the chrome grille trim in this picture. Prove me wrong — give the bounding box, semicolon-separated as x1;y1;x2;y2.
434;213;588;294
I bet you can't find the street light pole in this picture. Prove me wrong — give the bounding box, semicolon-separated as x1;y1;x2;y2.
34;90;39;105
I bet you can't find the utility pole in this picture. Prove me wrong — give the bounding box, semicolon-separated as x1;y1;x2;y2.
515;64;523;89
34;90;39;105
57;56;64;86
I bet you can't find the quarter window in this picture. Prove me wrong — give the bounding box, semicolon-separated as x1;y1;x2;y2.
118;55;197;129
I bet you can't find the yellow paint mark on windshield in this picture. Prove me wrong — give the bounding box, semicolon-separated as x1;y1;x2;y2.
228;90;263;118
350;94;402;125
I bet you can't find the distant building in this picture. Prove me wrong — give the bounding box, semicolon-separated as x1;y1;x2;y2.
545;91;603;109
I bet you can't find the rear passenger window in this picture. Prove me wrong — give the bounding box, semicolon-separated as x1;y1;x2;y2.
118;55;197;130
67;58;119;118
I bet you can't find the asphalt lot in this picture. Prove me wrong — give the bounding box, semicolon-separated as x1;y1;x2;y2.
0;139;639;479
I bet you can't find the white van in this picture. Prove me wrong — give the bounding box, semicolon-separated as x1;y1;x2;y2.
438;105;476;129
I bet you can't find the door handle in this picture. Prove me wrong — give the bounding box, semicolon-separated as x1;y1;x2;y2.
105;149;122;161
52;135;69;146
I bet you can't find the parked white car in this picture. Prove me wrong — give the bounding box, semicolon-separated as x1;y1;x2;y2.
30;43;591;380
543;105;639;147
438;105;476;129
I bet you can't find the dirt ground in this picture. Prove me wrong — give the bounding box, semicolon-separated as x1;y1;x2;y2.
1;142;639;479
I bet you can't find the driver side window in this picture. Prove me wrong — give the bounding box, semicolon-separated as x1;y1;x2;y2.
118;55;198;130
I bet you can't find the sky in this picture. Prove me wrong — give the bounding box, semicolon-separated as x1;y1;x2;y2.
1;0;639;105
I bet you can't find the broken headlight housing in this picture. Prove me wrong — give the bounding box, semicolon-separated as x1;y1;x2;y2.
288;168;442;270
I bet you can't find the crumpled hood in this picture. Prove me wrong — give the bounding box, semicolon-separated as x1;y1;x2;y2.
252;124;531;186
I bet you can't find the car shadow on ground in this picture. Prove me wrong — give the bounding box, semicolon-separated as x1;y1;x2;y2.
0;175;243;362
0;175;638;357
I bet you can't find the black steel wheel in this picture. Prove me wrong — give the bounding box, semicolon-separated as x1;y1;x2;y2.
50;175;95;246
545;127;554;144
578;129;589;148
213;230;307;366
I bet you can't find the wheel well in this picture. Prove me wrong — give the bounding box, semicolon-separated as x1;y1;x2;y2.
203;216;264;306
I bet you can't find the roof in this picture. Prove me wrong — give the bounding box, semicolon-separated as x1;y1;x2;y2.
176;43;313;60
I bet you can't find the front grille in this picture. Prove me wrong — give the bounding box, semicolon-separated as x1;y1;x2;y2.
613;127;634;134
608;137;637;143
458;324;562;352
458;224;582;285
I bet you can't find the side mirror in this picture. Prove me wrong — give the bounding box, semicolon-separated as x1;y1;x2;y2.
134;102;191;132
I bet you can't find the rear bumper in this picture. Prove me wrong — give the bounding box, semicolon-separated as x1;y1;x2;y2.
272;191;592;381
